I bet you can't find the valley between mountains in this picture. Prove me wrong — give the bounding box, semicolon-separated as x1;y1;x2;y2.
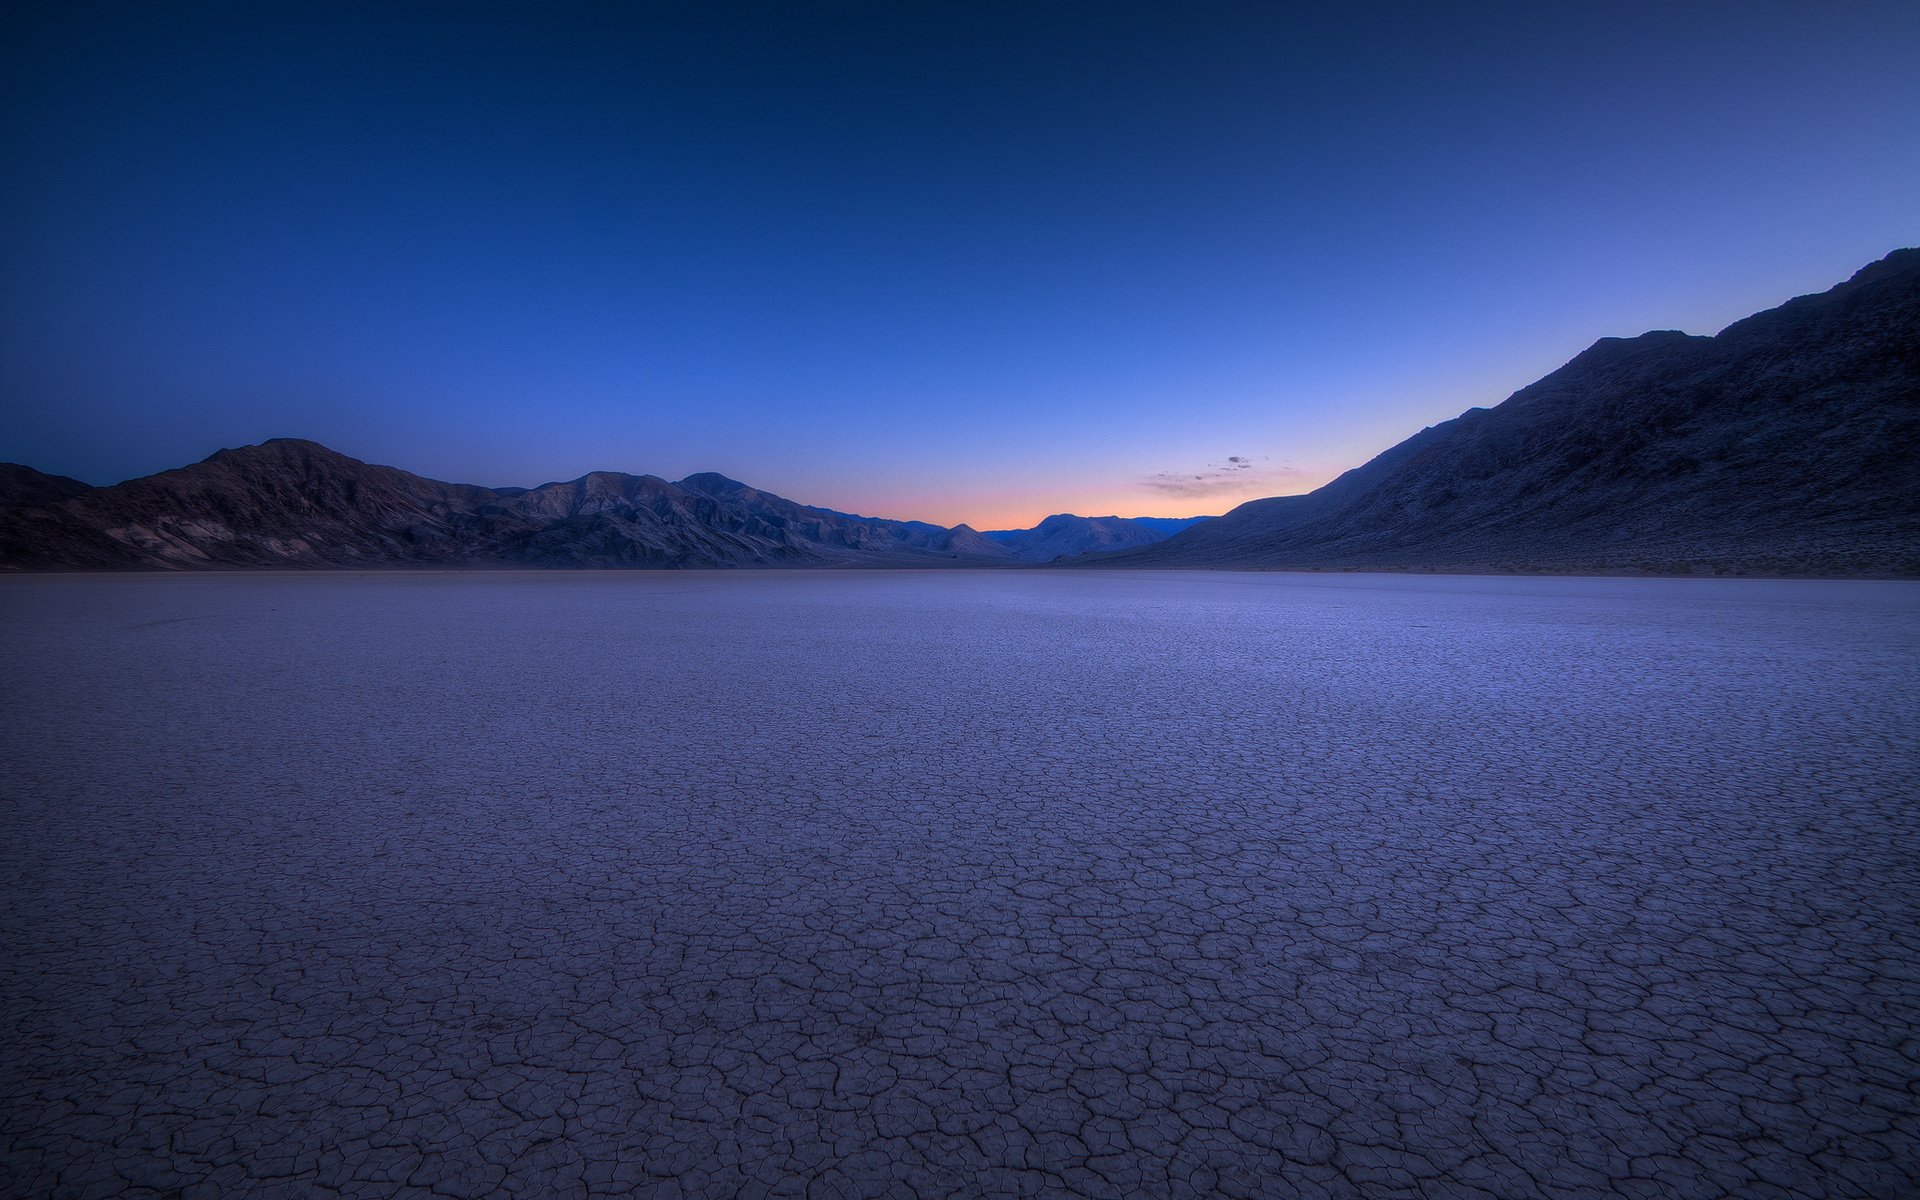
4;248;1916;576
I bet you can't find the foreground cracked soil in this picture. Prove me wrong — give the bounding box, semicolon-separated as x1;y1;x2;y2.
2;571;1916;1199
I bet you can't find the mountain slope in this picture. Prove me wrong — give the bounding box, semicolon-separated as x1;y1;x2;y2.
1099;248;1920;576
0;441;1014;570
675;473;1013;562
984;514;1211;562
0;440;502;569
0;464;94;509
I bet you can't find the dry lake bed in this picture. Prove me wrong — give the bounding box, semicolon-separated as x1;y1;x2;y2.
2;570;1916;1200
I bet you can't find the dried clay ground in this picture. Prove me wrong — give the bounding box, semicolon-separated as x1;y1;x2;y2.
3;571;1916;1199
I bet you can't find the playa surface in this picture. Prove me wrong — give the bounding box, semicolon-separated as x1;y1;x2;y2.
3;571;1916;1199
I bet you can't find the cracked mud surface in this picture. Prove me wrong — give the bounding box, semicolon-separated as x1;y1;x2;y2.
3;571;1917;1199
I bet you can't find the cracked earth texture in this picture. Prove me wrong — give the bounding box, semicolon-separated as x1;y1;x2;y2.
2;571;1916;1200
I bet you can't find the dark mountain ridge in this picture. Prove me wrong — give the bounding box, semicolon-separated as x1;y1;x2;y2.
0;440;1015;570
0;464;95;509
1093;248;1920;576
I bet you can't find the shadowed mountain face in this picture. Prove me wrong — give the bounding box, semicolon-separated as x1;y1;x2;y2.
0;464;94;509
983;514;1212;562
0;441;1014;570
1098;248;1920;577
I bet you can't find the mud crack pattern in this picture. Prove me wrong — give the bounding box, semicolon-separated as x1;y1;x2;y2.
3;572;1917;1198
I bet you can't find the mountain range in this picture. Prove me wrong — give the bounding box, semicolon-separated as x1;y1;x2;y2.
3;249;1915;575
0;444;1042;569
0;443;1209;570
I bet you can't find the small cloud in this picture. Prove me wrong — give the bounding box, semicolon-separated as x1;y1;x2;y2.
1140;454;1296;497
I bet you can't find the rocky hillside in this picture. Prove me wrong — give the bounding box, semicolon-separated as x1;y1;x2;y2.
0;440;1015;570
1098;248;1920;576
984;514;1211;562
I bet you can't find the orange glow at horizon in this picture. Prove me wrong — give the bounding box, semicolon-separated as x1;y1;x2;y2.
818;469;1341;532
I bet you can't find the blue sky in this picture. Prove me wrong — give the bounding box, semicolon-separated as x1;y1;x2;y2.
3;1;1916;527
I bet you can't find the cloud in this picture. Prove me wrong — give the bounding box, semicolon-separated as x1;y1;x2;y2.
1140;455;1296;498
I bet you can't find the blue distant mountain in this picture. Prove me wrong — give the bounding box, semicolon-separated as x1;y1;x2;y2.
982;514;1213;562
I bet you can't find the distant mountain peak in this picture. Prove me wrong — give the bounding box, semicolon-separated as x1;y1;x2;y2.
677;471;751;492
204;437;336;460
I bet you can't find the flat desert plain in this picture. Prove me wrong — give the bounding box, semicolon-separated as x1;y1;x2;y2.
2;571;1916;1199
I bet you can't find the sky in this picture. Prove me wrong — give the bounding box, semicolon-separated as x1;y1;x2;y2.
3;1;1917;529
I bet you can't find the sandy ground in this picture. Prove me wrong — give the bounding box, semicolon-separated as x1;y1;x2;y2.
2;571;1916;1199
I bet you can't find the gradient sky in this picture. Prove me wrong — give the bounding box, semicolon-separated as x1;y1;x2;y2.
3;1;1917;528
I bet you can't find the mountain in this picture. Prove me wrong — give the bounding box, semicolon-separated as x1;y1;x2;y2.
0;464;94;509
0;440;1014;570
1094;248;1920;577
983;514;1212;562
675;472;1012;561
